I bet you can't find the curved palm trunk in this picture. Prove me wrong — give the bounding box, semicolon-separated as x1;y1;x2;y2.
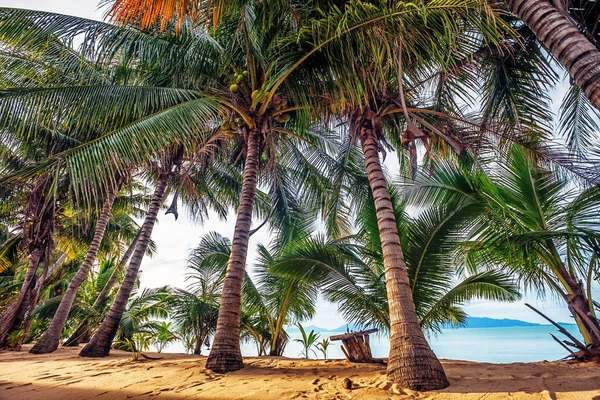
79;173;169;357
0;179;53;349
20;250;54;348
0;246;43;348
206;130;260;373
359;127;449;391
63;231;140;347
31;187;118;354
557;263;600;347
508;0;600;109
269;280;295;356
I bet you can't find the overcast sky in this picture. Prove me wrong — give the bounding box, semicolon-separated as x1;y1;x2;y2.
0;0;586;328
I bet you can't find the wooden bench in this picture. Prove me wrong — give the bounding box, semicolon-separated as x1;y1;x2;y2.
330;329;381;363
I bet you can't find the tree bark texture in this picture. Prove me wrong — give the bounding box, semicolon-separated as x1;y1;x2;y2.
63;230;140;347
79;173;169;357
31;187;118;354
0;247;43;348
0;178;54;349
558;264;600;346
205;129;261;373
508;0;600;110
359;127;449;391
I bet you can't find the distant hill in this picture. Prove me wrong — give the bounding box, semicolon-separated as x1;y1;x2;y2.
458;317;541;328
286;325;329;333
286;317;575;333
462;317;575;328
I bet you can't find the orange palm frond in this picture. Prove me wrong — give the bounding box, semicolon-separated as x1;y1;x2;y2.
108;0;213;32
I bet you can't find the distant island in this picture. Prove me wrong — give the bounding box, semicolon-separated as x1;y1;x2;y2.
287;317;575;332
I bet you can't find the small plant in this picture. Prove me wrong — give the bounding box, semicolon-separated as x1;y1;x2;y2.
6;330;24;350
294;323;320;359
316;338;330;360
152;321;180;353
115;332;153;361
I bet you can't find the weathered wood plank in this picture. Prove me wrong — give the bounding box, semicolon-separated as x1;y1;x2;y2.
329;329;378;341
340;345;350;360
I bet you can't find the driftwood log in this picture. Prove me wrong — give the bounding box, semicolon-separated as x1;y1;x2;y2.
330;329;382;363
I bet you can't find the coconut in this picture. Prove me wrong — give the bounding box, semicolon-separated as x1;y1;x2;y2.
230;84;239;92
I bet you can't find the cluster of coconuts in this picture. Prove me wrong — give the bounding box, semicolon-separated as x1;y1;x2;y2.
229;70;250;93
272;94;291;123
220;117;241;137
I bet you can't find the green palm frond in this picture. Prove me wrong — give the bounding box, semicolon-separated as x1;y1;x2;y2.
421;270;520;332
558;85;600;156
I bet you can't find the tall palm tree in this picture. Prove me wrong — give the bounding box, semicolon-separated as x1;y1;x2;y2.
79;155;177;357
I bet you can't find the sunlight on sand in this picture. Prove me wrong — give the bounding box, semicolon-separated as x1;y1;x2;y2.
1;345;599;399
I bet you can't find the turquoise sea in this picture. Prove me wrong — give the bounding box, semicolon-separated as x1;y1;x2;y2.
233;325;583;363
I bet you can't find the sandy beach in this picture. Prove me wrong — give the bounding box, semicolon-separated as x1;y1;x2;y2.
0;345;598;399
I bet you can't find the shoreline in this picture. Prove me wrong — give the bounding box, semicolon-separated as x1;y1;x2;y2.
1;345;599;399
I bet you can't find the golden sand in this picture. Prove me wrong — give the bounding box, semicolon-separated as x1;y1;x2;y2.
1;345;599;399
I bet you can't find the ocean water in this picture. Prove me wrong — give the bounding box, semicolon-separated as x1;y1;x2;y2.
250;325;583;363
164;325;583;363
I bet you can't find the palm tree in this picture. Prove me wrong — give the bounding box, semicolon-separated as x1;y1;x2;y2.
114;286;171;350
188;223;320;357
168;233;224;354
153;322;180;353
272;188;520;334
79;156;176;357
30;177;125;353
409;148;600;354
294;323;320;359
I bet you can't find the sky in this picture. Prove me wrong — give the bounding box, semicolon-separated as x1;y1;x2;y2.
1;0;588;329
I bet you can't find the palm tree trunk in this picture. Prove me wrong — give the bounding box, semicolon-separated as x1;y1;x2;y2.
21;247;56;341
47;253;68;280
558;263;600;346
269;280;295;356
507;0;600;109
206;129;260;373
79;172;169;357
0;178;53;349
359;126;449;391
194;336;202;355
30;187;119;354
0;246;43;348
63;230;140;347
